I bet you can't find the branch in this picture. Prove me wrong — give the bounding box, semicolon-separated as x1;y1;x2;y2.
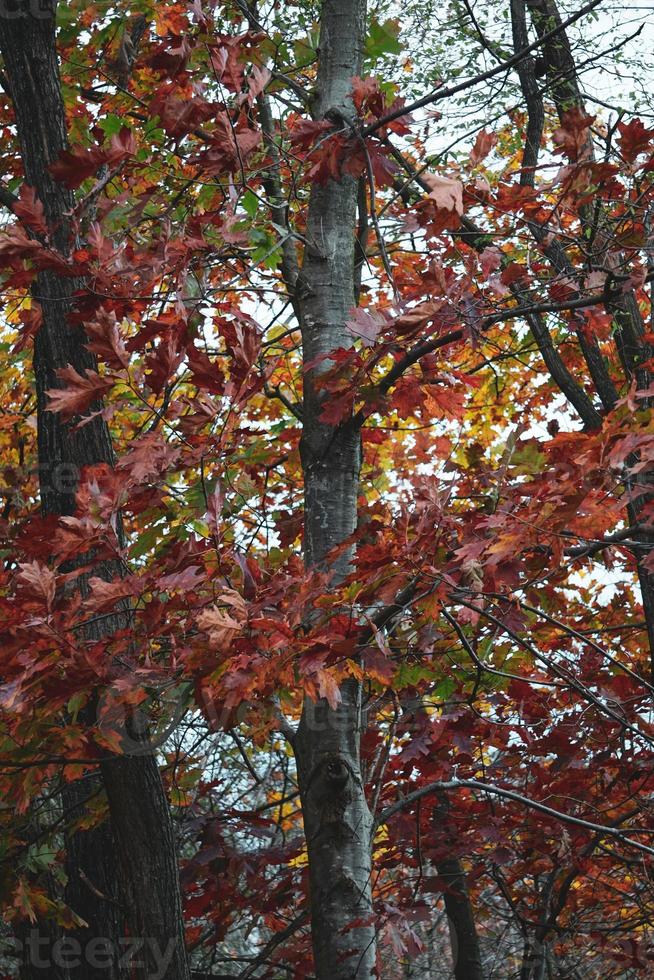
354;279;648;424
263;380;303;421
362;0;605;136
377;778;654;858
454;595;654;746
236;911;309;979
564;524;650;558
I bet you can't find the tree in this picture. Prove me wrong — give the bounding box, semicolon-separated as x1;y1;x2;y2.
1;0;654;977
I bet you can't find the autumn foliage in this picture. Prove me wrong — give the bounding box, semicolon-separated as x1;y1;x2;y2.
1;1;654;977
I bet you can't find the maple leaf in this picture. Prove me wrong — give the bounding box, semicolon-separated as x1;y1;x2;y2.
12;879;38;923
198;590;247;649
351;75;383;113
85;307;130;370
49;128;137;188
151;82;216;138
367;144;398;186
245;66;271;106
288;117;333;149
85;576;137;613
12;303;43;354
46;365;115;420
363;646;395;686
346;307;386;346
469;128;497;166
553;107;595;161
158;566;205;593
197;607;244;650
17;560;57;611
13;184;48;236
192;112;261;175
0;677;23;713
306;133;350;184
187;345;226;394
52;516;108;564
143;327;185;393
208;32;265;93
116;431;182;483
422;173;464;214
617;118;654;163
480;246;503;279
0;225;43;263
319;389;355;425
316;669;342;710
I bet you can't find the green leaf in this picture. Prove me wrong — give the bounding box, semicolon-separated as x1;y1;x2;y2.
100;114;125;138
365;18;402;61
241;189;259;219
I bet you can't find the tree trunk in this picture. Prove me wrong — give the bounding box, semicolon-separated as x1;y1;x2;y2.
293;1;376;977
438;857;484;980
433;794;484;980
0;7;190;979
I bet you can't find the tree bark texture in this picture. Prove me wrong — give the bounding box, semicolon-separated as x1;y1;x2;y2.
294;1;376;977
0;6;190;979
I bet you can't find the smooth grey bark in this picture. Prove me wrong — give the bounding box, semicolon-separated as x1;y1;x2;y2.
0;6;190;979
293;1;376;977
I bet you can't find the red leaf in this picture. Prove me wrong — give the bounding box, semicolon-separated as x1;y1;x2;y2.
12;303;43;354
192;112;261;175
618;118;654;164
151;82;215;138
346;307;386;346
469;129;497;166
422;173;464;214
316;669;342;710
46;365;115;420
288;117;333;149
158;566;205;592
85;576;137;613
13;185;48;236
117;431;182;483
363;646;395;686
553;108;595;161
319;389;355;425
17;560;57;611
246;65;271;106
85;307;130;370
50;128;136;188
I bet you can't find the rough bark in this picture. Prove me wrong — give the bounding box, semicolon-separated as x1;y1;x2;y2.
293;1;376;977
0;6;190;979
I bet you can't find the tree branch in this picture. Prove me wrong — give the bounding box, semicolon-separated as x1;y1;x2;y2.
377;778;654;858
362;0;605;136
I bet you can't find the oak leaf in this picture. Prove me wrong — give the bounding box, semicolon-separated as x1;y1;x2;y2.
46;365;115;420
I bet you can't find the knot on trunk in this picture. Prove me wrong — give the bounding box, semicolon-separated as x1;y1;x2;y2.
308;754;355;823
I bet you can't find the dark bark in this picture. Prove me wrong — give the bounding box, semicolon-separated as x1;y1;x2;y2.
0;6;190;979
438;858;484;980
293;2;376;977
433;791;484;980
